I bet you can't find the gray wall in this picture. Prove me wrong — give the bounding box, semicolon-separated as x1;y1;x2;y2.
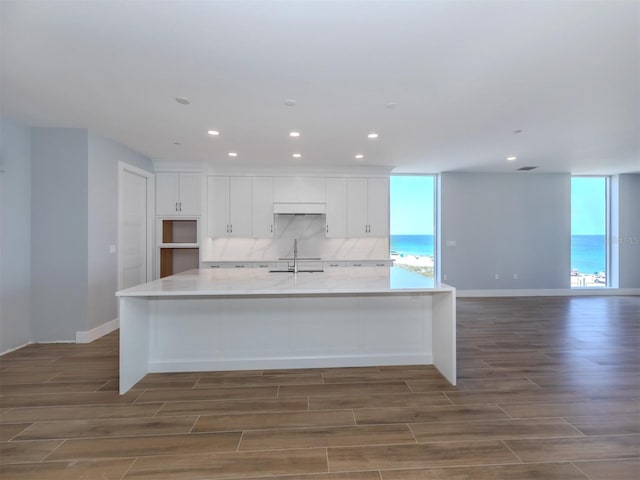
440;172;571;290
616;173;640;288
0;117;32;352
87;132;153;330
31;128;89;341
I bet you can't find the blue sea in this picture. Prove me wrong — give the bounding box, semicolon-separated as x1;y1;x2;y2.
390;235;434;257
391;234;606;275
571;235;606;274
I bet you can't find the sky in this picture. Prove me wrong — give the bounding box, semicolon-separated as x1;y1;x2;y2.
390;176;435;235
571;177;606;235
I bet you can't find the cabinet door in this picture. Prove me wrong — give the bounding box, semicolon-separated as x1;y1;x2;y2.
156;173;179;215
252;177;274;238
178;173;202;215
207;176;230;237
274;176;326;203
325;177;347;238
367;178;389;237
347;178;368;237
228;177;252;237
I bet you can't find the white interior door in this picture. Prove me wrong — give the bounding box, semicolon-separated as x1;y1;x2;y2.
119;165;153;289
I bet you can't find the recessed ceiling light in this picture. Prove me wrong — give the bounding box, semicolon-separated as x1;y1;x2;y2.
284;99;297;107
289;131;300;137
355;154;364;159
228;152;238;157
506;156;517;161
175;96;191;105
367;133;379;139
292;153;302;158
207;130;219;136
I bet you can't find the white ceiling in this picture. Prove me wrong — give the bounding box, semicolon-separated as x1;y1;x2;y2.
1;0;638;174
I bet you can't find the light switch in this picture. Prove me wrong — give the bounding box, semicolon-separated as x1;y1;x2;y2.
109;244;116;254
446;240;456;247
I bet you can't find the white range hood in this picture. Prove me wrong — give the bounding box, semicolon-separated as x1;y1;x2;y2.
273;202;326;215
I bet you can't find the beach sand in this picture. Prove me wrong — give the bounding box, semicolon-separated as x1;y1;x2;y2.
571;272;607;287
391;253;435;278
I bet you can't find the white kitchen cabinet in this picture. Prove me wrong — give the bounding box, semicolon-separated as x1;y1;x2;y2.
156;172;202;216
207;176;251;237
347;177;389;237
274;176;326;203
325;177;347;238
366;177;389;236
252;177;274;238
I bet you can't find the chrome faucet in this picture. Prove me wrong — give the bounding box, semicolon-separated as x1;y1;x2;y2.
293;238;298;273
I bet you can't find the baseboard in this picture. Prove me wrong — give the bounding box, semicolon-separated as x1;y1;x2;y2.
0;341;33;356
149;354;434;373
76;318;119;344
457;288;640;297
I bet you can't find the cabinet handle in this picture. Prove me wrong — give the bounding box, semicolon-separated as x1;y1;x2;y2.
179;202;182;212
230;224;233;233
176;202;179;212
326;225;329;233
270;224;273;233
226;225;229;233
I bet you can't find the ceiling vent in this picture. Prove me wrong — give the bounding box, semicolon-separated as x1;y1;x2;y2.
517;166;538;171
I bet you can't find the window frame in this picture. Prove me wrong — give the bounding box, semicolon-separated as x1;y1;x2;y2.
570;175;611;288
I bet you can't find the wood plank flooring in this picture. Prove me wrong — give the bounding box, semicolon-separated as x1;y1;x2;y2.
1;296;639;479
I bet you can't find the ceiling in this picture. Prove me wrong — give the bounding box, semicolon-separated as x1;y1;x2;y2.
1;0;638;174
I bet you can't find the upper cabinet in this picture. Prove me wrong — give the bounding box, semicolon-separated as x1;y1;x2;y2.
156;172;202;216
207;176;252;237
325;177;347;238
274;176;326;203
252;177;274;238
347;177;389;237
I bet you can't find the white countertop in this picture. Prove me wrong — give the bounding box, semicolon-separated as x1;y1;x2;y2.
116;267;453;297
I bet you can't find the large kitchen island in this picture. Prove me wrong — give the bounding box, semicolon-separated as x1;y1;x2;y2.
116;267;456;393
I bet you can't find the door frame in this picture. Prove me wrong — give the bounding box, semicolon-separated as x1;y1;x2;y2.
118;162;155;290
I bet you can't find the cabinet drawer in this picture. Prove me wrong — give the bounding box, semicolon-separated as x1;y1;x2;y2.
324;261;346;268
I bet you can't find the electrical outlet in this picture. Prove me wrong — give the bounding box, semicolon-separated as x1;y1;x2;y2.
494;273;499;280
513;273;518;279
443;274;448;281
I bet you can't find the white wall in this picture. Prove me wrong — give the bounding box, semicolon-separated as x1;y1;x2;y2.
88;133;153;331
29;127;154;342
616;173;640;288
440;172;571;290
31;128;89;341
0;117;32;352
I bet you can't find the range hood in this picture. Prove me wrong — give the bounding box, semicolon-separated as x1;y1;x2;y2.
273;202;326;215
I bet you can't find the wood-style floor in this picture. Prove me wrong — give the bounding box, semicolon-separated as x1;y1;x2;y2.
1;296;639;480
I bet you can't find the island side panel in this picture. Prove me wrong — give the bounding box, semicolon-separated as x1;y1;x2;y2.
119;296;151;394
431;290;457;385
146;293;433;372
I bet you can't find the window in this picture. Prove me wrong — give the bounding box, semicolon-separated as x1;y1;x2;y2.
571;177;608;287
389;175;436;278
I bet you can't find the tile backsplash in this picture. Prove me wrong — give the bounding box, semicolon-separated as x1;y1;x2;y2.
203;214;389;261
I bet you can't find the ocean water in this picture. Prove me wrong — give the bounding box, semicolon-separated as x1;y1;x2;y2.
391;234;606;275
390;235;434;257
571;235;606;274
